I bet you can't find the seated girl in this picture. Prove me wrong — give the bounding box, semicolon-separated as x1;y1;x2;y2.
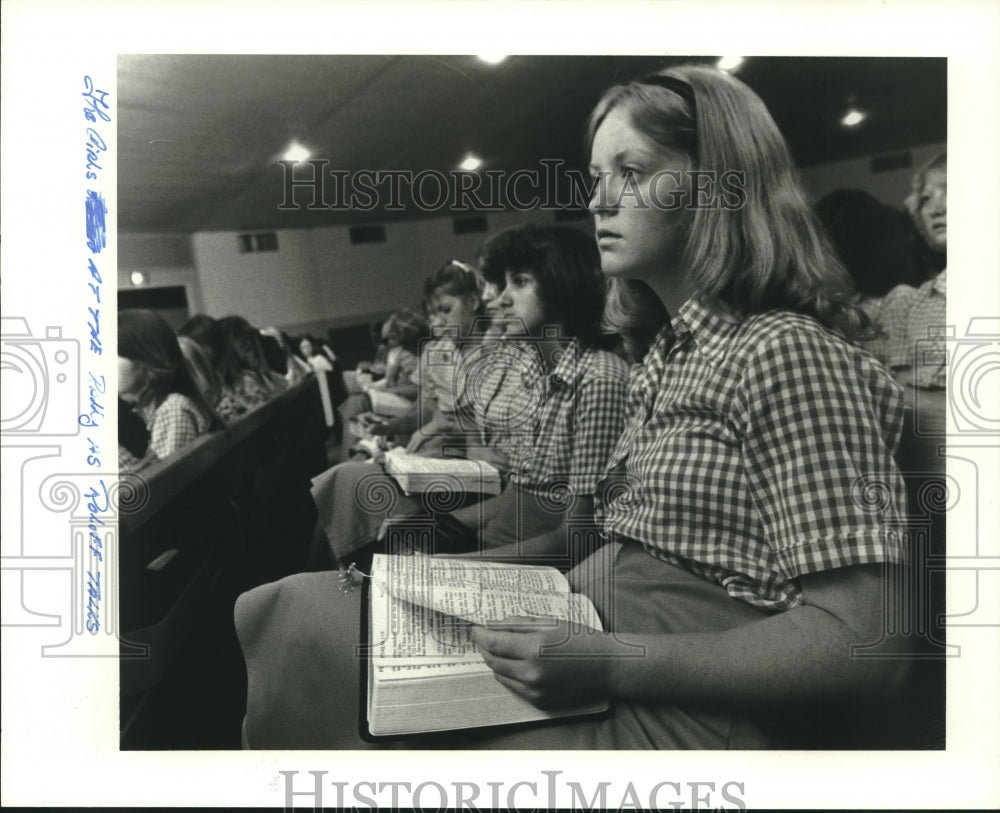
372;260;491;456
308;261;493;562
264;328;313;386
236;65;907;750
214;315;288;421
298;334;335;374
118;309;219;471
337;307;429;457
431;223;630;552
177;334;242;423
865;153;948;394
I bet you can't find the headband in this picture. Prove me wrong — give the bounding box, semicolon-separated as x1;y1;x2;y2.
638;74;697;118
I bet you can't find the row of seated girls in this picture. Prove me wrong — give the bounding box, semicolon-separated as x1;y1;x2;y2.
234;64;914;750
817;154;949;669
117;311;324;471
307;225;629;570
867;153;948;396
817;152;948;399
336;307;429;458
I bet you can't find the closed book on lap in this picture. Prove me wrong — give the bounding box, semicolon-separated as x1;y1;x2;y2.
382;448;501;496
362;554;609;738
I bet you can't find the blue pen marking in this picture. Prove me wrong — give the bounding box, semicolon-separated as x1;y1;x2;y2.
86;258;103;356
82;76;111;124
85;571;102;633
85;127;107;179
84;479;109;566
79;371;106;432
85;190;107;253
85;436;101;468
81;75;112;635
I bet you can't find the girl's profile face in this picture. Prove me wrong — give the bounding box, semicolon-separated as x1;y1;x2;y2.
299;338;314;357
427;288;479;336
118;356;146;402
480;281;505;337
481;281;500;312
588;105;687;282
917;167;947;252
495;269;547;336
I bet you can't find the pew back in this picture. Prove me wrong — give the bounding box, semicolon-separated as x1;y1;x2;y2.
119;377;328;743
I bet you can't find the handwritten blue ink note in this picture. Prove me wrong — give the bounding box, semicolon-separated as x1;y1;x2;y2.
82;75;111;637
85;571;102;633
85;190;107;253
82;75;111;123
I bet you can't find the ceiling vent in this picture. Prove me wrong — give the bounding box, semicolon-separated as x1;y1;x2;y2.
452;215;489;235
870;151;913;174
237;232;279;253
349;225;387;245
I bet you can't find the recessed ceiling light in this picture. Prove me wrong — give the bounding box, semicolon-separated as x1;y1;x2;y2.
717;56;744;72
477;55;508;65
459;154;483;171
282;141;312;162
841;109;866;127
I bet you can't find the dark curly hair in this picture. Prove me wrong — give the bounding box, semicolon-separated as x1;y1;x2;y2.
477;224;608;349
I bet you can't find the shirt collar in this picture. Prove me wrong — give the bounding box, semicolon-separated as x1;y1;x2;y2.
931;269;947;296
498;338;547;390
548;339;581;388
670;297;741;363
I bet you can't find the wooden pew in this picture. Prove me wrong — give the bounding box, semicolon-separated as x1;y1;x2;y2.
118;377;328;744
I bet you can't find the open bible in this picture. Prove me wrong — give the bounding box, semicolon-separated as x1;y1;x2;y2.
363;553;609;738
381;447;502;497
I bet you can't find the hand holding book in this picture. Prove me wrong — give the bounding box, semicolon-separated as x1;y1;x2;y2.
363;554;610;737
469;617;617;711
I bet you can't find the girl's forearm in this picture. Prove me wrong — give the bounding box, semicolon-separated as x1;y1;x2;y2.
605;589;905;705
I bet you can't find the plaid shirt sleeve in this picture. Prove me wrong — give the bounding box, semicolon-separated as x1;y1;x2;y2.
733;326;907;579
149;394;208;460
869;283;920;368
566;358;629;495
118;444;154;471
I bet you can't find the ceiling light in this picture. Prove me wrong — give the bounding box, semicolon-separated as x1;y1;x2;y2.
841;109;866;127
717;56;744;72
459;154;483;171
282;141;312;162
477;55;508;65
130;271;146;286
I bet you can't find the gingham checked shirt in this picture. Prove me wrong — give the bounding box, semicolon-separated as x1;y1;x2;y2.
465;339;629;496
418;337;461;416
866;270;947;389
144;392;212;460
597;298;907;611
